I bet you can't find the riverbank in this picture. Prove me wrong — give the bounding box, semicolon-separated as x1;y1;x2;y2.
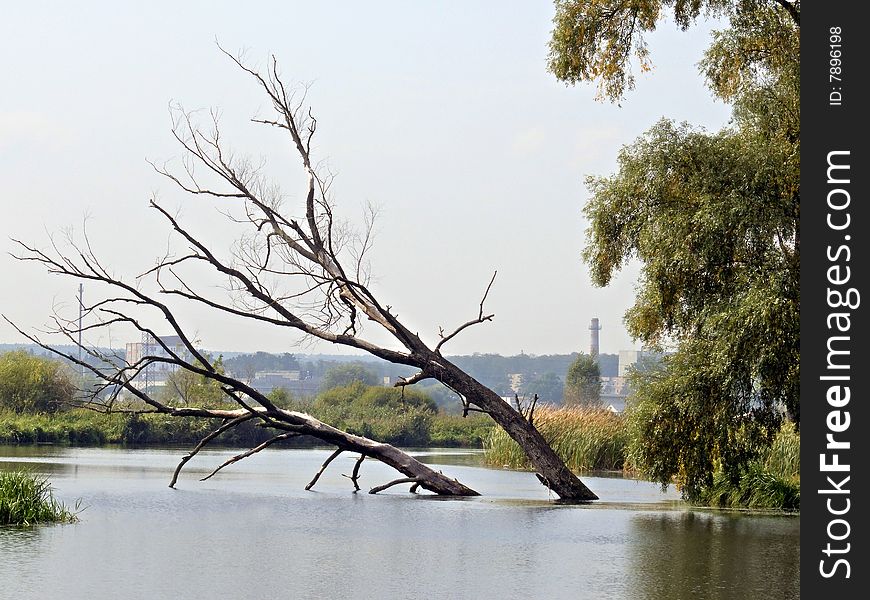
0;409;493;449
1;406;799;510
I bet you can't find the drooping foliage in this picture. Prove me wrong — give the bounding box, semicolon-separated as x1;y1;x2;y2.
555;0;799;497
548;0;799;102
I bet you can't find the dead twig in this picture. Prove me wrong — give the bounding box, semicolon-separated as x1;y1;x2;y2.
342;454;366;492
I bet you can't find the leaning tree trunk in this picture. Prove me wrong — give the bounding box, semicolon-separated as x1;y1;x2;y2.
433;357;598;501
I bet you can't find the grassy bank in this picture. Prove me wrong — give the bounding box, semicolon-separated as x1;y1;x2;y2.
701;427;800;511
0;408;493;449
484;406;628;472
0;470;78;525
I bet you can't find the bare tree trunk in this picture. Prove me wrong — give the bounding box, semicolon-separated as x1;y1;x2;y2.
433;358;598;501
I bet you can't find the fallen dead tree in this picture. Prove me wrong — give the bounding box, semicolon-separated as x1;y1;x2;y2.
7;49;597;501
8;324;477;497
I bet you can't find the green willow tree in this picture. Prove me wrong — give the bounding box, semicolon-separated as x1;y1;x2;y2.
550;0;799;498
563;354;602;408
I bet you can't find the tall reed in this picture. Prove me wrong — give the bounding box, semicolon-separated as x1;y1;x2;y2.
484;406;628;472
0;470;79;525
761;425;800;480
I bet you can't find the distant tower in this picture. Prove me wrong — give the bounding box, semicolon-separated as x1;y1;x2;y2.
589;318;601;358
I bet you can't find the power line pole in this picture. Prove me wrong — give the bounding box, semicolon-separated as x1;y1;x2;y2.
78;283;84;378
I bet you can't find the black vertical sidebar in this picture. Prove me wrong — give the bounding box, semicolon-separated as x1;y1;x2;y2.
801;2;868;596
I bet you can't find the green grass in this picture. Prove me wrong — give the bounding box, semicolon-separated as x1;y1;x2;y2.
0;470;79;525
0;408;493;449
0;410;120;445
429;414;494;447
702;426;800;511
484;406;628;472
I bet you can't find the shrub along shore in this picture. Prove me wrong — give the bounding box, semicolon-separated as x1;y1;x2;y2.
0;407;493;449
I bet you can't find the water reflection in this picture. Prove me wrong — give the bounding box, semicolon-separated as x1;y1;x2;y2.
0;446;799;600
628;511;800;600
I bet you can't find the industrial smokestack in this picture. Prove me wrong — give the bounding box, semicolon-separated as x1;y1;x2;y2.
589;318;601;358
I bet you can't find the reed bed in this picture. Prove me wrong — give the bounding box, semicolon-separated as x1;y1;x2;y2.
0;470;79;526
484;406;628;472
702;426;800;511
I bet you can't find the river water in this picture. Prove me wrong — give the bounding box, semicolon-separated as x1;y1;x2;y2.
0;446;798;600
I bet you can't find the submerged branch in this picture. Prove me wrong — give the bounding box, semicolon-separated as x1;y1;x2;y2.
200;431;301;482
342;454;366;492
369;477;422;495
170;414;254;488
305;448;343;491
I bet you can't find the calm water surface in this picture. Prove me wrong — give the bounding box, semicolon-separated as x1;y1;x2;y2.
0;446;799;600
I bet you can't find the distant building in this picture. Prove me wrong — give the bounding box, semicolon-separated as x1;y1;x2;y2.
593;349;666;412
124;334;187;389
618;349;663;377
600;376;628;396
247;370;321;397
599;376;626;413
603;398;627;413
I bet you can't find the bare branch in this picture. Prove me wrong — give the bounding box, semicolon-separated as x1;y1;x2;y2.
394;371;431;388
342;454;365;492
369;477;421;495
435;270;497;353
169;415;254;488
200;432;302;482
305;448;343;491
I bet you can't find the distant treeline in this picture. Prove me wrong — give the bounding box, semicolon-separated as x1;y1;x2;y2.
1;344;619;402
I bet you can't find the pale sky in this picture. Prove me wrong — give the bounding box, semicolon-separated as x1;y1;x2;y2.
0;1;731;357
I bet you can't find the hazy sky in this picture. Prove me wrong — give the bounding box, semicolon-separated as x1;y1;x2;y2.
0;2;731;357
